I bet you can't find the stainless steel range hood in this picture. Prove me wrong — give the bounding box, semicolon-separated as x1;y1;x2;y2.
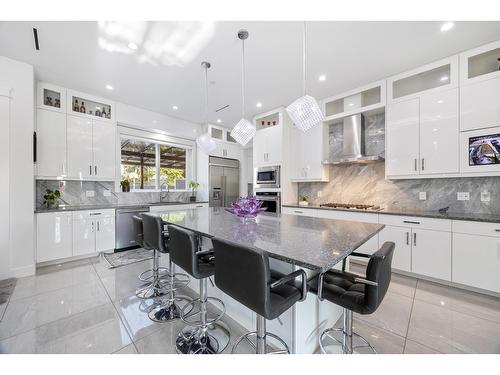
324;113;384;165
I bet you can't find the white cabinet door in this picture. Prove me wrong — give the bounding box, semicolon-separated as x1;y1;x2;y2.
36;212;73;263
252;130;267;166
265;126;282;165
289;126;303;180
460;77;500;131
290;124;328;181
378;225;411;272
412;229;451;281
419;88;459;174
92;119;116;179
386;99;420;176
36;109;67;177
210;140;224;158
96;216;115;252
67;115;93;179
72;218;95;256
453;233;500;293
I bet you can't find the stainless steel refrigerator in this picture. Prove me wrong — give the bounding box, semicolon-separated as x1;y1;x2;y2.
209;156;240;207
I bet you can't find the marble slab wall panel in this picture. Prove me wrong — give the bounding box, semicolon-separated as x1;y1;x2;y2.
297;163;500;214
36;180;191;209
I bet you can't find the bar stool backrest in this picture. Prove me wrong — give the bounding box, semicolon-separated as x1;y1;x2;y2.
141;214;168;253
365;241;395;313
212;237;271;317
167;225;200;278
132;215;150;250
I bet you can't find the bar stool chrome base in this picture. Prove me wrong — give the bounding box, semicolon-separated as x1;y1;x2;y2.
176;322;230;354
232;315;289;354
135;281;168;299
138;266;169;282
148;296;192;322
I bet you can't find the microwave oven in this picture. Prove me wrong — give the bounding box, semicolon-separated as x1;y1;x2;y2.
255;166;280;188
460;127;500;173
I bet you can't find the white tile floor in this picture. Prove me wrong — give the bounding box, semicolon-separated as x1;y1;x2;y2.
0;256;499;354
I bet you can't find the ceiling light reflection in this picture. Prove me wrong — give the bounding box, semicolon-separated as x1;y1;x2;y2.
98;21;216;67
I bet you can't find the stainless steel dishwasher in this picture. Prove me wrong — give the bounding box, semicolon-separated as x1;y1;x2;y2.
115;206;150;251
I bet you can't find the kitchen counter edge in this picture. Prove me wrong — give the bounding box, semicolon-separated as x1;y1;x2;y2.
35;201;209;214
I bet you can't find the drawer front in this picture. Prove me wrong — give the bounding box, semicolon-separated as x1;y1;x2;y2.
281;207;317;217
452;220;500;238
72;209;115;220
315;209;379;223
149;204;191;212
378;214;451;231
190;203;208;209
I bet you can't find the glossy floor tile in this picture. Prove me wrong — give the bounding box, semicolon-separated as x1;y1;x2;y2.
403;339;441;354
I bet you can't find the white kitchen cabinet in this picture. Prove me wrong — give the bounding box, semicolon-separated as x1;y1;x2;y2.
92;118;116;179
411;228;451;281
386;98;420;176
72;217;95;256
95;214;115;251
453;232;500;293
67;115;93;179
290;123;329;182
36;212;73;263
419;89;459;174
67;114;116;180
253;125;282;166
37;82;66;113
282;207;317;217
211;139;241;160
378;225;412;272
460;77;500;132
36;108;67;178
459;40;500;85
73;210;115;256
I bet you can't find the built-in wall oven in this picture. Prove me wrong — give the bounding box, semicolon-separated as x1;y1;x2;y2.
255;191;281;214
255;166;280;188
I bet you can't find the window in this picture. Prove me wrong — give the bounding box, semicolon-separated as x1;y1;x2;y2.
120;136;187;190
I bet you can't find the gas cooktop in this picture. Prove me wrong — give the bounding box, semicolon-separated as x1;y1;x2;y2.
319;203;382;211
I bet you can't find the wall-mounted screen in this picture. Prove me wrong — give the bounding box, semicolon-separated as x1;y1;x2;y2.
469;133;500;165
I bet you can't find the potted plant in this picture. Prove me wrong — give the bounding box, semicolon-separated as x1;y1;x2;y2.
298;196;309;206
43;189;61;209
188;181;200;202
121;179;130;192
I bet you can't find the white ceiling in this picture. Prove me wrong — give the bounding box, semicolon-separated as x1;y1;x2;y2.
1;21;500;128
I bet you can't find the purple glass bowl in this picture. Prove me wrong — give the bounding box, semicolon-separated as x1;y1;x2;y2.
225;196;267;218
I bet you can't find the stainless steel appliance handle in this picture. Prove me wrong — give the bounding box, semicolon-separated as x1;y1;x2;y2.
116;209;149;214
413;232;417;246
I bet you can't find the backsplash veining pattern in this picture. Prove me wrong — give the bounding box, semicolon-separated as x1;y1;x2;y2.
36;180;191;209
298;163;500;214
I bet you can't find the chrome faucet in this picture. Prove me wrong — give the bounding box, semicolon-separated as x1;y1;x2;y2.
160;182;170;202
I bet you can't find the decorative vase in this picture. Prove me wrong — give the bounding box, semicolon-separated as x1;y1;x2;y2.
189;195;196;202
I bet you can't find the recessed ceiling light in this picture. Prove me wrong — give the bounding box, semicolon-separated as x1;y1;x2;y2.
216;119;222;123
128;42;138;50
440;22;454;32
256;102;262;108
172;105;178;110
318;74;326;82
105;84;114;90
440;76;449;82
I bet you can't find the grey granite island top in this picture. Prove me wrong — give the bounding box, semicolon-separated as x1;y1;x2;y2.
283;204;500;224
152;207;385;272
35;201;208;214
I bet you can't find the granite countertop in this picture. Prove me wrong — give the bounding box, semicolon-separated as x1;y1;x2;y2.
283;203;500;224
35;201;209;214
154;207;384;272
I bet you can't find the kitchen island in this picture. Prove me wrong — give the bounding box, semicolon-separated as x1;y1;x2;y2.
152;207;384;353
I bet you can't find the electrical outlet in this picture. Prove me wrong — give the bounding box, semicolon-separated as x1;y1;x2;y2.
103;190;111;197
457;192;470;201
419;192;427;201
317;191;322;198
86;190;95;198
481;190;491;202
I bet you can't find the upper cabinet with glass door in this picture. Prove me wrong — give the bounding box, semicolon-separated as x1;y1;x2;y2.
387;56;458;104
460;40;500;85
323;80;386;122
37;82;66;113
67;89;115;122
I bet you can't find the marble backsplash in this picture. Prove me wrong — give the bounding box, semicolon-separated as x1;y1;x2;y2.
36;180;192;209
297;163;500;214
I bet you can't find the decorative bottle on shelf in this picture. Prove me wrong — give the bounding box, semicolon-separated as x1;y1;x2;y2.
101;108;106;118
95;108;101;117
106;107;111;119
80;101;86;113
73;99;79;112
54;98;60;108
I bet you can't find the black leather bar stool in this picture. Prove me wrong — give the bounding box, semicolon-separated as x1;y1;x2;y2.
132;215;169;299
309;241;395;354
141;214;190;322
212;237;307;354
167;225;230;354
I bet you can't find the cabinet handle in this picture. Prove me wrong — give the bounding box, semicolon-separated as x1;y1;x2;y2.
97;221;100;231
91;221;94;232
414;158;417;171
406;231;409;245
421;158;425;171
495;229;500;232
195;205;203;208
413;232;417;246
90;212;102;216
294;210;303;214
403;220;420;225
33;131;37;163
89;165;92;175
95;165;97;175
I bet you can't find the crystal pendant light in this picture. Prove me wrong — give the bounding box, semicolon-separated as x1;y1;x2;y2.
230;29;256;146
196;61;217;154
286;22;324;132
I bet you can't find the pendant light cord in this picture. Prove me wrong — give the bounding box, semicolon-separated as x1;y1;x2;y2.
241;37;246;118
303;21;307;96
204;63;209;126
